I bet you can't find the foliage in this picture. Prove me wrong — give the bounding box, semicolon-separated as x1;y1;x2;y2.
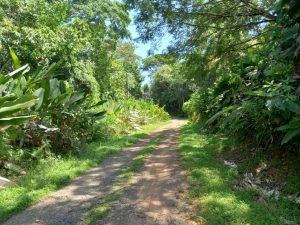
0;65;36;131
126;0;276;68
180;124;300;225
107;42;143;99
150;64;193;115
129;0;300;148
97;99;170;137
0;49;111;184
0;0;131;99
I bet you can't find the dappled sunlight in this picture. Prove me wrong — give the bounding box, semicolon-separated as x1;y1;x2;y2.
1;0;299;224
178;123;298;225
96;119;195;225
1;120;187;225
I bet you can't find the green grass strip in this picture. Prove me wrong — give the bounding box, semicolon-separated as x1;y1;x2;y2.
179;123;300;225
81;135;164;225
0;121;169;223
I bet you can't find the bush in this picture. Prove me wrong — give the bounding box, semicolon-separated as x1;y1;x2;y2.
95;99;170;138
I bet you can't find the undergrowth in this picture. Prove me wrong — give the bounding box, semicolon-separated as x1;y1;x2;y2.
179;123;300;225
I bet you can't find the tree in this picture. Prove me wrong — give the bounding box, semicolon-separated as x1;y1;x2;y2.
151;64;193;115
126;0;276;80
128;0;300;146
108;42;143;99
0;0;131;100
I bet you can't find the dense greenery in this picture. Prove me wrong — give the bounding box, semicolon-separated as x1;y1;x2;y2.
0;1;169;180
150;63;193;115
126;1;300;223
128;0;300;148
1;0;300;224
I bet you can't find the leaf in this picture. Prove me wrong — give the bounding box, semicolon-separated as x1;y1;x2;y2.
284;101;300;115
0;95;37;115
245;90;270;97
281;128;300;145
0;95;17;105
0;75;10;85
49;79;61;100
88;100;108;109
53;91;74;106
33;88;45;110
206;105;238;125
89;111;106;119
68;93;84;105
0;116;35;129
277;120;300;131
9;47;21;69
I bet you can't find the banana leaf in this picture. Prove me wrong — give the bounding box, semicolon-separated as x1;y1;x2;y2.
0;95;37;115
0;116;35;129
0;95;17;105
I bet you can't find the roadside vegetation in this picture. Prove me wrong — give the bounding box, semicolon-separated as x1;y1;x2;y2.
180;124;300;225
127;0;300;224
1;0;300;224
0;0;169;222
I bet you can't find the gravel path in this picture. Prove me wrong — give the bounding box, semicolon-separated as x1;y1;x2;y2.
3;120;196;225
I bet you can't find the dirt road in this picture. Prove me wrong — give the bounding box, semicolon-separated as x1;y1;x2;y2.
3;120;197;225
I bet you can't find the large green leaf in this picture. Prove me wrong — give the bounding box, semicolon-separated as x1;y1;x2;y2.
49;79;61;100
53;91;74;106
281;128;300;145
0;95;17;105
33;88;45;110
68;93;84;105
0;95;37;115
0;116;35;129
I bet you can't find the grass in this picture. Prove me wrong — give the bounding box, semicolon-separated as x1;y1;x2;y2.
179;123;300;225
81;135;164;225
0;121;169;223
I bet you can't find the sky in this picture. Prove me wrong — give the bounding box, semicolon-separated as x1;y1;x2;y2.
128;13;172;84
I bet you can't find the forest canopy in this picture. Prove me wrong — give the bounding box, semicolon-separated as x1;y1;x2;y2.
129;0;300;147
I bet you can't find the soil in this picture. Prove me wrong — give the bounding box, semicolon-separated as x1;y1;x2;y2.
97;119;197;225
3;120;198;225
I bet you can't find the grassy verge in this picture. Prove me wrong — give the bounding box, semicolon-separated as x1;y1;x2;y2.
81;135;164;225
179;123;300;225
0;121;169;223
